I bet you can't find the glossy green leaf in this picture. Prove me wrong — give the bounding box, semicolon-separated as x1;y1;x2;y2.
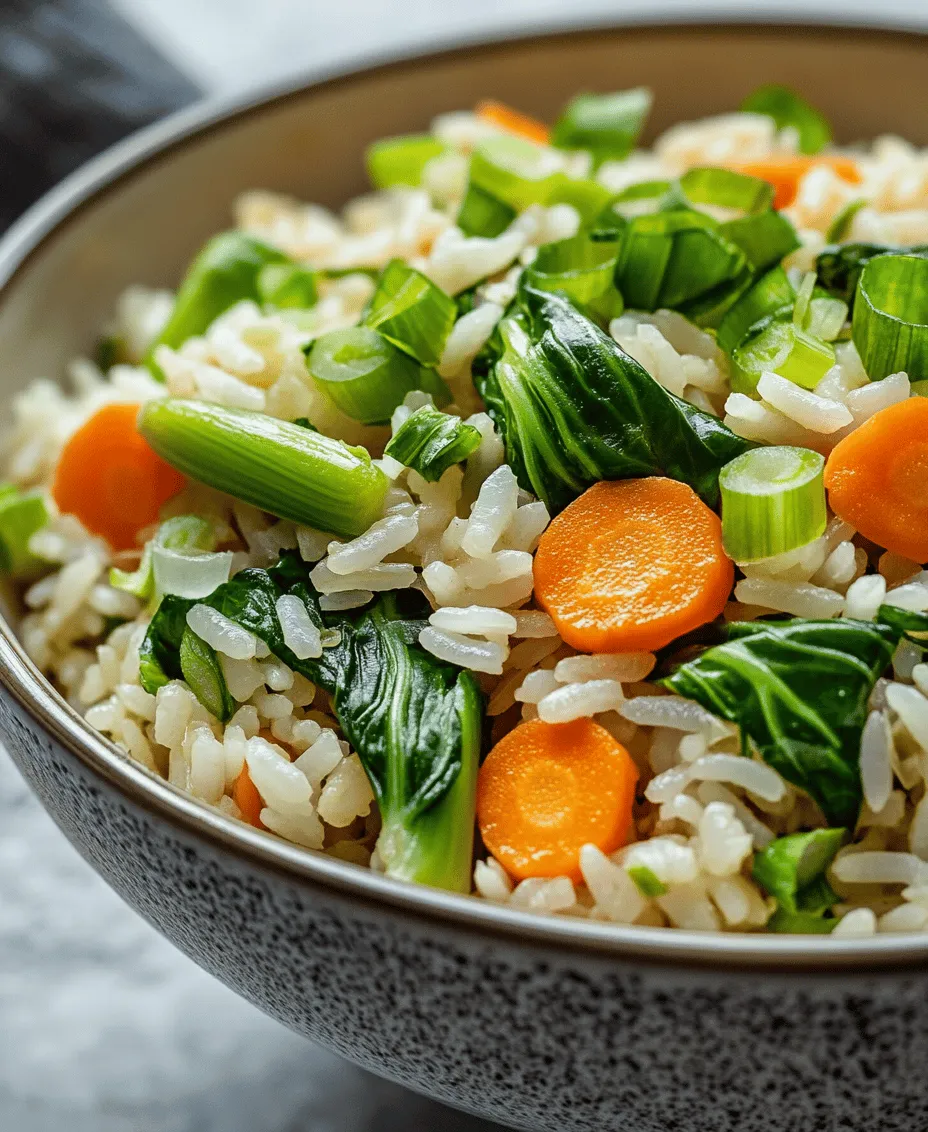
679;166;775;214
852;253;928;381
551;87;652;162
384;405;481;482
179;627;235;723
0;488;49;577
740;84;832;155
457;181;516;238
523;233;623;325
365;259;457;367
753;828;847;913
366;134;448;188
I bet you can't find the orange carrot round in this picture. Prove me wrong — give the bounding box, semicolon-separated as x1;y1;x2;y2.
824;398;928;563
729;155;861;209
233;765;265;829
477;717;638;882
475;99;550;146
533;478;734;654
52;402;186;550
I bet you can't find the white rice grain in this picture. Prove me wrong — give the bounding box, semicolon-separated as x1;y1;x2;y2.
688;754;786;802
438;302;503;377
756;371;852;433
418;626;507;674
310;560;416;594
537;679;624;724
474;857;514;902
832;908;878;937
317;754;374;826
245;735;312;810
620;695;728;737
554;652;655;685
275;594;323;660
832;851;928;886
886;683;928;750
734;577;844;619
510;876;576;915
878;903;928;933
844;574;887;621
845;371;909;425
697;802;753;876
579;844;647;924
860;710;894;814
188;731;226;804
325;513;419;575
428;606;517;637
461;464;519;558
512;610;559;638
186;604;262;660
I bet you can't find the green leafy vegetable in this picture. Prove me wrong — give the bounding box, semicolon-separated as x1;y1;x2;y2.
179;627;235;723
138;399;388;539
852;252;928;381
663;618;899;826
740;84;832;155
364;259;457;367
457;182;516;238
678;166;775;214
753;828;846;913
257;263;318;310
366;134;448;188
551;88;652;163
815;242;928;307
718;210;800;272
474;283;752;511
826;199;866;243
384;405;481;482
523;232;623;324
767;909;837;934
468;133;562;212
627;864;667;897
716;265;795;355
0;487;49;577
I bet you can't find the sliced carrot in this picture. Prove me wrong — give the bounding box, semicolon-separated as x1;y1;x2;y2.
729;155;861;209
477;717;638;882
533;478;734;654
476;99;550;146
52;402;186;550
825;398;928;563
233;765;265;829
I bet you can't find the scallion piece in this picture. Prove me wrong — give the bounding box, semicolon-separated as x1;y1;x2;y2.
366;133;447;189
457;181;516;238
740;84;832;155
257;263;317;310
806;295;848;341
550;87;652;162
308;326;430;424
626;865;667;897
0;488;49;576
524;233;623;324
468;134;563;211
137;399;388;539
731;319;834;394
852;252;928;381
718;209;800;271
719;445;826;562
384;405;481;482
679;166;775;214
146;232;288;374
546;176;614;223
111;514;217;601
716;265;795;355
792;271;817;330
364;259;457;367
826;199;865;243
179;626;235;723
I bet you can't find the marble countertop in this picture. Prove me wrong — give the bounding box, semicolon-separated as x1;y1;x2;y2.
2;2;926;1130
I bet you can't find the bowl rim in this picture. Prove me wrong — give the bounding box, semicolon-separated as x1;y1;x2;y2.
3;14;928;973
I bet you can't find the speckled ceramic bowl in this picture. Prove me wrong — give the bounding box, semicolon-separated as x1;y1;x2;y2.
2;21;928;1131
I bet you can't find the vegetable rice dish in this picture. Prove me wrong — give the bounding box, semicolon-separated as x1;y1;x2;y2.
6;86;928;935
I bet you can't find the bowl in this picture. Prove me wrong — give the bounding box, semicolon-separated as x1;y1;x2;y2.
2;20;928;1132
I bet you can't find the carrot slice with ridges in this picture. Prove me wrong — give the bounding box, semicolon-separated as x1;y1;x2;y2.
52;402;186;550
477;717;638;882
533;478;734;654
824;398;928;563
476;99;550;146
729;155;861;209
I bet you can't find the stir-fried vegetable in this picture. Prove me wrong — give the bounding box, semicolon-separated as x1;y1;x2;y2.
383;405;481;482
731;318;835;394
457;182;517;238
851;252;928;381
477;718;638;881
824;398;928;562
678;166;775;213
753;828;847;928
110;513;228;602
364;259;457;367
0;486;49;577
550;87;652;163
523;232;624;324
179;626;236;723
663;618;899;826
719;446;826;562
474;284;752;512
729;155;860;210
717;209;801;272
147;232;289;373
534;478;733;654
256;263;318;310
53;403;186;550
476;99;550;145
716;265;795;355
138;399;388;539
365;133;448;188
740;84;832;155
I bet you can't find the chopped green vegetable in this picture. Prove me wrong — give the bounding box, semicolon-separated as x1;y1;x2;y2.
731;318;835;394
627;864;667;897
256;263;318;310
110;513;217;602
718;210;800;272
815;242;928;307
384;405;481;482
95;335;126;371
678;166;775;214
0;488;49;577
457;182;516;238
307;326;440;424
468;133;563;212
719;446;826;562
826;199;866;243
146;232;288;374
138;399;388;539
716;266;795;355
523;233;623;325
546;176;614;224
663;618;899;826
753;828;847;913
767;908;837;934
179;626;235;723
364;259;457;367
852;252;928;381
366;133;448;189
473;283;752;512
740;84;832;155
550;88;652;163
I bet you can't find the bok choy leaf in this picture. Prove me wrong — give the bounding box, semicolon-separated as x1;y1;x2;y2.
740;85;832;155
752;828;846;915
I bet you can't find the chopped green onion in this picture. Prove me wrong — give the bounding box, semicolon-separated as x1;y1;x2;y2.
806;295;848;341
753;828;847;913
257;263;317;310
137;399;388;539
610;179;673;212
307;326;429;424
384;405;481;482
826;199;866;243
740;84;832;155
550;87;652;162
615;209;747;311
468;134;563;211
179;626;235;723
147;232;288;375
719;445;827;562
152;546;233;601
110;545;154;599
852;252;928;381
457;181;516;238
0;488;49;576
911;379;928;397
524;233;623;324
792;271;817;329
111;514;216;600
366;134;447;188
364;259;457;367
767;909;837;934
732;319;835;394
679;166;774;214
627;865;667;898
677;266;755;329
546;177;614;223
717;265;795;355
718;209;800;271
